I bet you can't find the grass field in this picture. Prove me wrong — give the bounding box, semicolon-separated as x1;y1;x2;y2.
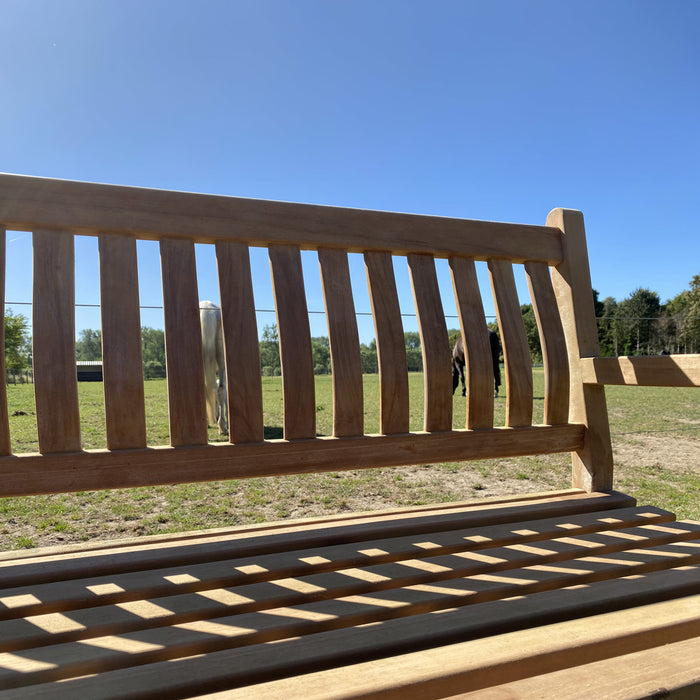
1;370;698;550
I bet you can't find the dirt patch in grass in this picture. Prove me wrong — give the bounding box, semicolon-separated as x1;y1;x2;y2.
613;434;699;474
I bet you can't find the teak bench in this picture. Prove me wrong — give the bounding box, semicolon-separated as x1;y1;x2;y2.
0;174;698;699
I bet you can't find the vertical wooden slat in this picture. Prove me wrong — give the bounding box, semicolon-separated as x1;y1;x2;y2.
160;238;208;447
0;228;11;455
99;234;147;449
365;251;409;435
407;254;452;432
549;208;613;491
525;261;570;426
449;257;494;430
318;248;364;437
33;230;81;453
489;260;533;427
216;241;264;443
269;244;316;440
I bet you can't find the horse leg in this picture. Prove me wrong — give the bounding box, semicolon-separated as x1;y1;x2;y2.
216;382;228;436
216;338;228;437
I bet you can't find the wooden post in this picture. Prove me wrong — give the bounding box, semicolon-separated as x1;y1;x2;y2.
0;227;10;455
549;209;613;491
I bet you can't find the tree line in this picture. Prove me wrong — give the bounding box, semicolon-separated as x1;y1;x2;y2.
4;273;699;376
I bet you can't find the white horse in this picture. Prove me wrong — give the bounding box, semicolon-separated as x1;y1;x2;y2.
200;300;228;436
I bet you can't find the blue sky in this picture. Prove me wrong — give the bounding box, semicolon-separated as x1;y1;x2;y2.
2;0;698;342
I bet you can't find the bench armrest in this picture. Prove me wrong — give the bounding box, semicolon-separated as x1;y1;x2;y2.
580;354;700;387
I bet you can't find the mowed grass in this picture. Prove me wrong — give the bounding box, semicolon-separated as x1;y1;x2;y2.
1;370;698;550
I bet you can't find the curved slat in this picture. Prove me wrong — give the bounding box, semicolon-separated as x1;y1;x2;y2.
0;228;10;455
99;234;147;449
489;260;533;427
525;261;569;425
449;257;493;429
318;248;364;437
365;251;409;435
32;230;81;453
160;238;208;447
216;242;264;443
269;245;316;440
408;254;452;432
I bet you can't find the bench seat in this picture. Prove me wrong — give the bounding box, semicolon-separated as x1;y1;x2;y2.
1;489;698;699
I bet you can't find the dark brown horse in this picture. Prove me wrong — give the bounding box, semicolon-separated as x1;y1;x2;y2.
452;330;501;398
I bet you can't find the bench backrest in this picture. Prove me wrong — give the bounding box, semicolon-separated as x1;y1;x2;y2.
0;174;696;498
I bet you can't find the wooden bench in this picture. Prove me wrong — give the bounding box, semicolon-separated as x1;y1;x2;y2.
0;173;698;698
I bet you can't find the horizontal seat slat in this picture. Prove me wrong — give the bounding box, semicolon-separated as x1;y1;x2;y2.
2;519;698;653
0;491;634;589
452;635;700;699
0;504;677;623
2;570;698;697
195;595;700;700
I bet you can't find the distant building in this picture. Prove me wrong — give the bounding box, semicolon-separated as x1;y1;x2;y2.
76;360;103;382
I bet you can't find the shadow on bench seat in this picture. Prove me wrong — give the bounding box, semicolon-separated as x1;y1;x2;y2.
1;489;699;698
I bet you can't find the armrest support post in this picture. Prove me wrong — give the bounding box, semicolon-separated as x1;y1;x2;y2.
549;209;614;491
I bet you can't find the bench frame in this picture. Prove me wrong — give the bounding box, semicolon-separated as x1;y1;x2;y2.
0;173;698;698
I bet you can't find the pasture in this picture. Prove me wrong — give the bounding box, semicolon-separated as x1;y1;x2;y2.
1;369;698;550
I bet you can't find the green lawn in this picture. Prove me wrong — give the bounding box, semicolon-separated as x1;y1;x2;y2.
1;370;698;549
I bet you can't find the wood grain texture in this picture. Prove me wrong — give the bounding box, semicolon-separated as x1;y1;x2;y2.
318;248;364;437
160;238;208;447
0;227;10;455
99;234;147;449
525;261;569;425
365;251;410;434
581;354;700;387
1;506;697;696
488;260;533;427
548;208;614;491
2;540;697;685
32;230;81;454
216;242;264;443
214;594;700;700
0;500;660;597
0;425;585;496
449;256;494;429
269;245;316;440
408;254;452;432
0;173;564;263
453;636;700;699
4;516;689;652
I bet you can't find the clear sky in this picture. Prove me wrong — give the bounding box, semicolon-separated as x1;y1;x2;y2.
2;0;698;341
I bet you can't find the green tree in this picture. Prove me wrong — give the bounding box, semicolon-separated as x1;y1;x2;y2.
667;274;700;353
520;304;542;363
4;309;30;370
76;328;102;360
360;339;378;374
616;288;661;355
404;332;423;372
597;296;618;356
141;326;166;379
259;324;281;376
311;336;331;374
